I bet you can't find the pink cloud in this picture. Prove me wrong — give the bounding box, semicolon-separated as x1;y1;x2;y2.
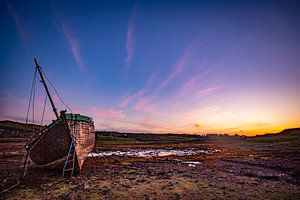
173;106;219;123
133;96;157;115
158;39;203;91
0;91;55;124
90;107;126;120
125;4;137;65
196;85;223;97
138;120;170;131
120;89;146;107
120;70;157;108
134;97;149;110
120;40;204;115
178;71;223;99
178;74;202;97
98;117;174;133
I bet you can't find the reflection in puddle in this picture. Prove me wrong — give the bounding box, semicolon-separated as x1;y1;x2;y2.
182;161;202;167
89;148;220;158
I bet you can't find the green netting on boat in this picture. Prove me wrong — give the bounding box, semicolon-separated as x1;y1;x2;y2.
65;113;93;123
46;113;93;129
47;118;62;129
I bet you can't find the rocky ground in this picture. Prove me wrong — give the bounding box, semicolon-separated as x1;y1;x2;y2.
0;128;300;199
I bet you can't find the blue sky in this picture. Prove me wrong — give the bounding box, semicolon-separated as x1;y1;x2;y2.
1;0;300;135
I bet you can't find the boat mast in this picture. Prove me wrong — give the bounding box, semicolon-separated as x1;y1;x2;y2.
34;58;59;119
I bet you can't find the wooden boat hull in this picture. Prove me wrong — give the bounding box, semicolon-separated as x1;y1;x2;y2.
28;113;95;172
68;118;95;170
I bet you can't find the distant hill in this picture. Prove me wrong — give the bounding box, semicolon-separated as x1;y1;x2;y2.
0;120;44;138
275;128;300;136
0;120;299;144
246;128;300;145
255;128;300;137
0;120;44;132
96;131;205;144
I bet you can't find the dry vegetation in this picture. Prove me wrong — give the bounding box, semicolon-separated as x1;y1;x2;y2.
0;121;299;199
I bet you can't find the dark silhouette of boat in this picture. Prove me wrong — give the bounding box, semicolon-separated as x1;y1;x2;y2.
24;59;95;176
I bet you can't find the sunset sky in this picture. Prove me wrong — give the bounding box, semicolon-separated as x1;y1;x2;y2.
1;0;300;135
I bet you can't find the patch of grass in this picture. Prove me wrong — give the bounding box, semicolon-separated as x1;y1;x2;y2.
97;135;136;143
0;120;44;132
96;131;204;144
269;191;300;200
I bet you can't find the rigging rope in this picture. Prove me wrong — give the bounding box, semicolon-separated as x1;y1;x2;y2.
40;67;73;113
25;68;37;125
40;94;47;126
3;66;39;194
4;62;74;194
32;70;37;124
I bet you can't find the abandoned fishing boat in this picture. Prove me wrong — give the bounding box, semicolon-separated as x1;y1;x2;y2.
24;59;95;177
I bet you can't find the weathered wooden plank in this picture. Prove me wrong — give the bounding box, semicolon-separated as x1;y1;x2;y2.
69;120;95;170
29;122;71;165
28;116;95;172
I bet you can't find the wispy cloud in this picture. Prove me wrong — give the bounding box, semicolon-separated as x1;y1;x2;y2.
6;0;28;50
91;107;126;119
120;70;157;108
196;85;223;97
120;89;146;107
133;96;157;115
98;117;176;133
158;39;203;91
61;24;84;71
0;91;54;124
54;9;84;71
125;4;137;65
120;39;206;116
73;106;126;120
178;71;208;97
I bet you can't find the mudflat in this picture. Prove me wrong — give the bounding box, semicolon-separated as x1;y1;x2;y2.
1;128;299;199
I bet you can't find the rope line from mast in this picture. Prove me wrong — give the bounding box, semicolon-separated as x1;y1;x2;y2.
10;65;38;194
25;67;37;125
40;94;47;126
32;70;37;124
40;67;73;113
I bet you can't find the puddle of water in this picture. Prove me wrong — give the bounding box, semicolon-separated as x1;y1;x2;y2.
181;161;202;167
88;148;220;158
182;161;202;165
